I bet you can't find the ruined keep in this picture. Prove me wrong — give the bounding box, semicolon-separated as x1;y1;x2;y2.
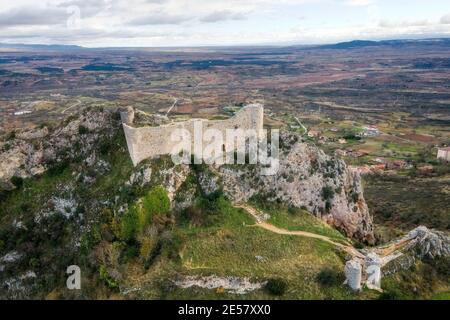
365;252;382;290
345;259;362;291
121;104;264;166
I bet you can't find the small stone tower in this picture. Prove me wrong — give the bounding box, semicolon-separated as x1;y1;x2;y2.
120;106;135;125
344;259;362;291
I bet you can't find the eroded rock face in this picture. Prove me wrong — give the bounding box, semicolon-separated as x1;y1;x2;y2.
379;226;450;277
406;226;450;259
214;133;374;242
0;108;120;191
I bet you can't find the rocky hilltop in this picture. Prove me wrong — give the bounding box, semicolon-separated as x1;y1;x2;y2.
0;108;373;243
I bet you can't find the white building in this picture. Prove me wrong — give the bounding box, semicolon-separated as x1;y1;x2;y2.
437;147;450;162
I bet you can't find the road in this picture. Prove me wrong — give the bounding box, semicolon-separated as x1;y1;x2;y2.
166;97;178;116
62;99;82;114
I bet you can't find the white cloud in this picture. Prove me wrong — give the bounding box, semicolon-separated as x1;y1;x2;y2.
0;0;449;47
441;14;450;24
0;6;68;26
126;11;192;25
342;0;373;7
199;10;248;23
379;19;431;28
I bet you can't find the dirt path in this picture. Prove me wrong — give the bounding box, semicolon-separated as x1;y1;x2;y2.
62;99;81;114
235;204;366;259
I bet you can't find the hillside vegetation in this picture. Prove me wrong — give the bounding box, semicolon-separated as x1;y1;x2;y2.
0;108;448;299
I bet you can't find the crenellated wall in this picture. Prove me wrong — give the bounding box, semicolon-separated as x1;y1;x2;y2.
122;104;264;166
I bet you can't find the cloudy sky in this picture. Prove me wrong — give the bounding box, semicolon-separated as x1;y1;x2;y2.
0;0;449;47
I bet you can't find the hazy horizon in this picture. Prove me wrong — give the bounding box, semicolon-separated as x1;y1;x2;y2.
2;36;450;50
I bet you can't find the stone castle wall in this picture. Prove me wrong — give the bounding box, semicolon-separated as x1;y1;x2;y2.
122;104;264;166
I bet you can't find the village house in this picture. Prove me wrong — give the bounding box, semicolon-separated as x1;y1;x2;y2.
307;129;320;138
335;149;347;157
437;147;450;162
386;159;409;170
345;148;369;158
357;126;380;138
372;157;387;164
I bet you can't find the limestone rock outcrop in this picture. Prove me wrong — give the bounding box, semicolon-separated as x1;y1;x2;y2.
406;226;450;259
213;132;374;242
0;108;119;191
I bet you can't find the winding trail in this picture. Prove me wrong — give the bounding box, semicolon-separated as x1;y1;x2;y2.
62;99;82;114
235;204;366;259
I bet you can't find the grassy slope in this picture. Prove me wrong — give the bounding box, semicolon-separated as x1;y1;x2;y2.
364;174;450;241
126;202;378;300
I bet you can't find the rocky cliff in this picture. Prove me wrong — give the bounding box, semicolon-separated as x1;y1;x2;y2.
198;132;374;243
0;108;120;191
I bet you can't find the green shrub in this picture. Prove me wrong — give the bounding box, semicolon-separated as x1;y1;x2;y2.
3;143;11;151
139;236;156;261
47;160;69;176
321;186;334;201
142;186;170;225
99;265;119;289
78;125;89;135
378;289;401;300
123;243;140;261
265;278;288;296
197;189;225;212
20;202;31;212
7;130;16;140
432;257;450;278
11;176;24;188
99;140;113;155
120;206;140;241
120;187;170;241
287;206;300;215
160;231;182;261
316;268;343;286
353;241;365;249
183;206;206;227
325;200;332;213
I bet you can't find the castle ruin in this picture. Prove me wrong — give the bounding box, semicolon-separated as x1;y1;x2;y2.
121;104;264;166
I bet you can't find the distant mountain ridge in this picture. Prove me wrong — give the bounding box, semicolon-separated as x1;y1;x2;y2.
1;37;450;51
318;38;450;49
0;43;84;51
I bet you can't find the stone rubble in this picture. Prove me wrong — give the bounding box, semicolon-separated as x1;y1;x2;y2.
174;275;267;294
